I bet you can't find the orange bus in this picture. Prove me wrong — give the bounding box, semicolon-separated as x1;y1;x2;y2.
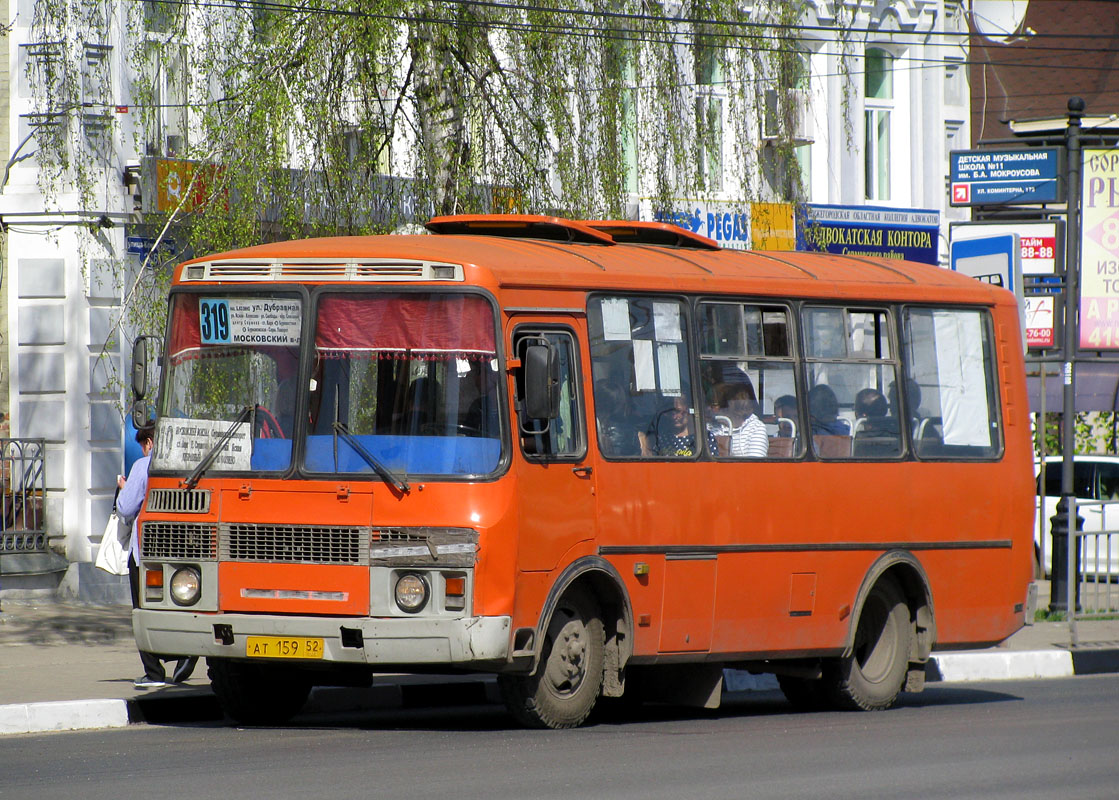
131;214;1035;728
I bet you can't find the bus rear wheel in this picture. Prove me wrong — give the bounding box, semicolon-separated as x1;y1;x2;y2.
208;657;312;725
827;576;911;711
498;591;605;729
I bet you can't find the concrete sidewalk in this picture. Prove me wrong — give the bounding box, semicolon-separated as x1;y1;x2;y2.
1;582;1118;736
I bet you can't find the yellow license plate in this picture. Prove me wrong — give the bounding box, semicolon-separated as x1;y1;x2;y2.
245;636;324;660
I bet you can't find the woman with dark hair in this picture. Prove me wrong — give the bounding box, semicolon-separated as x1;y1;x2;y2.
707;381;769;457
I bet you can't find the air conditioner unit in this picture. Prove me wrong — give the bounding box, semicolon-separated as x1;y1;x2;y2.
763;88;814;144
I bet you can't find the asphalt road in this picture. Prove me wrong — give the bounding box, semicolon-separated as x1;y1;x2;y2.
1;675;1116;800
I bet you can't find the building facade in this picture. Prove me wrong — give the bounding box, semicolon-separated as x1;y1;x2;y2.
0;0;972;595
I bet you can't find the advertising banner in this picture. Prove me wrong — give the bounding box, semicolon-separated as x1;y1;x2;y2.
798;204;940;264
652;202;750;249
1080;149;1119;349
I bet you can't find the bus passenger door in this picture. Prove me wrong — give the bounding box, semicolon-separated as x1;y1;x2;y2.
511;324;596;572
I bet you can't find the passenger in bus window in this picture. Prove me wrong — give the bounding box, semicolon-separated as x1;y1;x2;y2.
706;382;768;458
854;388;888;420
808;384;849;436
888;378;925;431
652;395;697;457
774;394;798;438
595;379;647;457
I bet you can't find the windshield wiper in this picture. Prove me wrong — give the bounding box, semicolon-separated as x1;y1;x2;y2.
184;405;253;489
332;421;410;494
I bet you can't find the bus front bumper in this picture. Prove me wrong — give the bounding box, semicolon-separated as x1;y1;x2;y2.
133;609;512;667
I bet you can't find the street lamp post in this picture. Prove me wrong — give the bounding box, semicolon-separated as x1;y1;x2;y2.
1050;97;1085;614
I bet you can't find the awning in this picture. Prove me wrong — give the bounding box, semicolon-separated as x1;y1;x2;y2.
1028;361;1119;413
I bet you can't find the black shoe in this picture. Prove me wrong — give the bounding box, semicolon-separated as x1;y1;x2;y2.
171;657;198;684
134;675;169;689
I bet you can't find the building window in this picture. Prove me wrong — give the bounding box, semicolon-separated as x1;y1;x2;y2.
762;47;813;201
696;42;724;193
864;48;893;201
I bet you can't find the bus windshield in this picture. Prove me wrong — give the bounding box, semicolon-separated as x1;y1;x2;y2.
153;292;303;474
304;291;502;477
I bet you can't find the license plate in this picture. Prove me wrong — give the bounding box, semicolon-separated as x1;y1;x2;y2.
245;636;324;659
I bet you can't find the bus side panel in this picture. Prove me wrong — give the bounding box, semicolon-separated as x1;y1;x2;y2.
597;454;1032;659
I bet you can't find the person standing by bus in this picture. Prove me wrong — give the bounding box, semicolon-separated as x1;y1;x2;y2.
117;424;197;688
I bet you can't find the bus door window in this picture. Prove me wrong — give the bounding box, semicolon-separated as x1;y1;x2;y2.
698;301;798;458
512;329;584;459
588;296;696;459
902;307;1000;459
803;306;902;459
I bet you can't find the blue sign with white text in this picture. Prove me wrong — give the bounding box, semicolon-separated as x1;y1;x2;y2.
949;148;1062;206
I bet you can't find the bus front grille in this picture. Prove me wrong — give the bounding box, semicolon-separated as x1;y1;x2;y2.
146;489;211;514
141;522;219;560
220;523;370;565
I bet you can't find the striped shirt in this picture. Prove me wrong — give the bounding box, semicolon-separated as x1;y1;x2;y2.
708;414;769;458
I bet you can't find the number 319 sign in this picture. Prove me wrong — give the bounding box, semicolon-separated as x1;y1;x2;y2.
199;298;302;346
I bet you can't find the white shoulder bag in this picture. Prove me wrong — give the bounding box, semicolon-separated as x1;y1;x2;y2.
95;503;130;576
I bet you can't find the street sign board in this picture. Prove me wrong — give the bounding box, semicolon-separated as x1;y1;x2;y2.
949;148;1062;206
949;220;1063;274
950;234;1027;350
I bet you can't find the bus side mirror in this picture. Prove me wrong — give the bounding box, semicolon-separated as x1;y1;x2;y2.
130;335;160;428
524;344;559;420
131;337;150;400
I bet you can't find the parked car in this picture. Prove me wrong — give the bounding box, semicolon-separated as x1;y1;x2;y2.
1035;455;1119;578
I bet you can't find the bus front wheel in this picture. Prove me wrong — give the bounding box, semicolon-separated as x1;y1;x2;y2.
827;576;911;711
498;591;605;729
208;657;311;725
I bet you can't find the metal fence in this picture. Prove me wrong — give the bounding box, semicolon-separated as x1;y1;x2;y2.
1067;497;1119;646
0;438;48;555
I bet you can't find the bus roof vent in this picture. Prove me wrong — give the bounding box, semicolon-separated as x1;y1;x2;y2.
183;260;463;282
581;220;721;250
426;214;616;246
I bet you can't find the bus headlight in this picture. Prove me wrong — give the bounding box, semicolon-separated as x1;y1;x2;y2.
394;573;428;613
169;567;202;606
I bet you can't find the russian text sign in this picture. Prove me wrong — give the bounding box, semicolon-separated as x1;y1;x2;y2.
798;205;939;264
949;148;1061;206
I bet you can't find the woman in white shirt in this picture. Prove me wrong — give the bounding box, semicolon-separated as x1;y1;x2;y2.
707;381;769;458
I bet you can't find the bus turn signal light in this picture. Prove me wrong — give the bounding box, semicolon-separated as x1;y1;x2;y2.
444;576;466;596
144;567;163;603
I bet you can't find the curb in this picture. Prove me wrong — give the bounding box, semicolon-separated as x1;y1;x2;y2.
3;649;1119;736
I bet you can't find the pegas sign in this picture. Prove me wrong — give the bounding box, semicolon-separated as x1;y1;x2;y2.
653;204;750;249
798;204;940;264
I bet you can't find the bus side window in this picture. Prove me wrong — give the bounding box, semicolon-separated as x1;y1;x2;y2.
903;308;1000;459
513;329;584;460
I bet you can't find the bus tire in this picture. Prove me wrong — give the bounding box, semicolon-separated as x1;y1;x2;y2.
207;657;311;726
498;590;605;729
777;675;830;711
827;576;911;711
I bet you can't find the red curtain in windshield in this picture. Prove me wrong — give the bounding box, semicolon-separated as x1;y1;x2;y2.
316;294;495;359
169;294;203;364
